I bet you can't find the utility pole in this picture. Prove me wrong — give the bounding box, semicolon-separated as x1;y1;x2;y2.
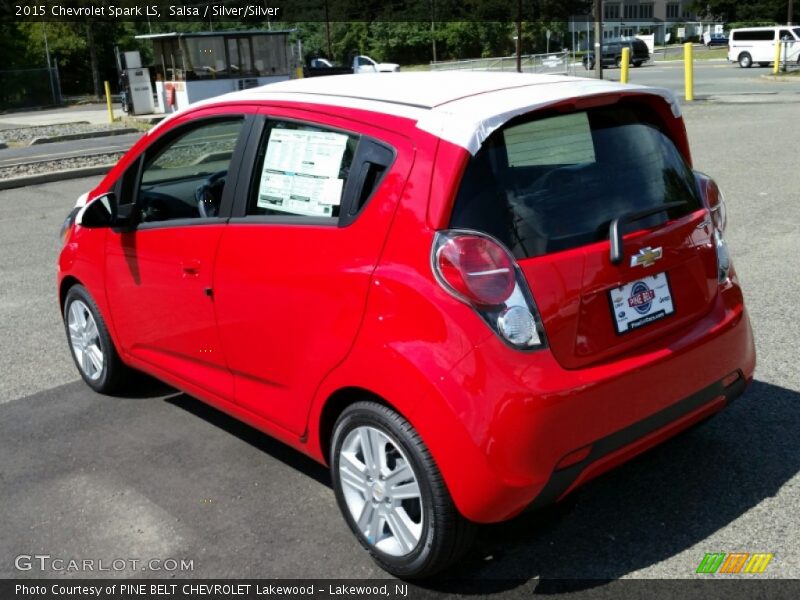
516;0;522;73
41;20;57;105
324;0;332;58
594;0;603;79
789;0;794;25
430;0;437;63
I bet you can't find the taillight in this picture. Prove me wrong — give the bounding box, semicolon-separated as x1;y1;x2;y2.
695;172;727;233
695;172;730;283
436;234;515;306
432;230;545;349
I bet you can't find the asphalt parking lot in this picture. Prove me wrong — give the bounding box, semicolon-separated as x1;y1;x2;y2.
1;99;799;585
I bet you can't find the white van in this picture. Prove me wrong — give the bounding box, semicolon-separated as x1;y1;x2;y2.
728;26;800;68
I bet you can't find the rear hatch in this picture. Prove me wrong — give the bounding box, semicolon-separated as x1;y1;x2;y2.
448;100;717;369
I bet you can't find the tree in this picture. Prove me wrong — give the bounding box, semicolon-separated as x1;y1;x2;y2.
691;0;797;22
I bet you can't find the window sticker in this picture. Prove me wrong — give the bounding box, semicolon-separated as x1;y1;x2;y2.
256;129;348;217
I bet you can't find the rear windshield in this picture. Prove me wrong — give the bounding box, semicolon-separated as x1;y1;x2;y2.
449;104;702;259
632;40;649;53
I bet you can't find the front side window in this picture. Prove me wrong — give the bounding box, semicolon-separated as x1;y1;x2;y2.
134;118;244;223
449;104;702;260
248;120;359;218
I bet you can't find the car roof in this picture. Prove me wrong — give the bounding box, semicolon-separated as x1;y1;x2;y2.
158;72;679;155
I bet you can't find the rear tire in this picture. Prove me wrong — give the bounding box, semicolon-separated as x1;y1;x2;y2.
64;284;130;394
331;401;476;578
633;61;643;67
738;53;752;68
615;56;622;68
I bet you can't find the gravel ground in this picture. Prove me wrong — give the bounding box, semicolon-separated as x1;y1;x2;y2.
0;122;140;147
0;152;123;180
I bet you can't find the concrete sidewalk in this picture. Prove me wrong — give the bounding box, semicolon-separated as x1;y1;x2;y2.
0;104;114;128
0;103;164;129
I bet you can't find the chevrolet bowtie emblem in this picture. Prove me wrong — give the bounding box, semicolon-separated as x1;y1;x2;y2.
630;246;663;268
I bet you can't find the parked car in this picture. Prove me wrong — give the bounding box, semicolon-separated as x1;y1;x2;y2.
304;55;400;77
304;57;354;78
58;72;755;578
728;26;800;67
583;39;650;69
352;54;400;73
703;32;729;47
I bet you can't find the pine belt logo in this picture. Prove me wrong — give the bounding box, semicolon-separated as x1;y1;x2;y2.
696;552;774;574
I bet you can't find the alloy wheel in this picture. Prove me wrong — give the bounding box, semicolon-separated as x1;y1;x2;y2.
338;426;424;557
67;299;104;381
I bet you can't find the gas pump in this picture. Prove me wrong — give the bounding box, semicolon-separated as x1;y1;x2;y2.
115;49;154;115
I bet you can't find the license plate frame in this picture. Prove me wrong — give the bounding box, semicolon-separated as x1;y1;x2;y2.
608;272;675;335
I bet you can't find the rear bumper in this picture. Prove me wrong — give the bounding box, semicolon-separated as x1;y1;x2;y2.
524;370;748;511
436;283;755;523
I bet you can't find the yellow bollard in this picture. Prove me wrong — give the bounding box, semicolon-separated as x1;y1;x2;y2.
773;40;782;74
684;43;694;102
104;80;114;123
295;66;304;79
620;47;630;83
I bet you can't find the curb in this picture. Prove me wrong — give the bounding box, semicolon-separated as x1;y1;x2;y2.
29;128;139;146
0;165;112;190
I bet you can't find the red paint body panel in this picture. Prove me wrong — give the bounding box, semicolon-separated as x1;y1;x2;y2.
105;225;232;400
57;89;756;527
213;107;417;435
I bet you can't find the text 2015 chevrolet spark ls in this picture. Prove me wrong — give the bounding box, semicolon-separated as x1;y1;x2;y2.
58;73;755;578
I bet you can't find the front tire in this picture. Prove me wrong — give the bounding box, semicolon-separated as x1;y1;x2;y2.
331;402;475;578
738;52;752;68
64;284;130;394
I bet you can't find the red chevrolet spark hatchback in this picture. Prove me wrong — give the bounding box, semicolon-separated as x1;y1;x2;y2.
58;72;755;577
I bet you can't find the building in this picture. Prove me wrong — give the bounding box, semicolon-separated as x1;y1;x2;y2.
135;30;296;113
569;0;723;48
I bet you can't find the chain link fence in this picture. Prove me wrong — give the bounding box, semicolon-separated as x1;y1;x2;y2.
0;67;62;112
430;51;575;75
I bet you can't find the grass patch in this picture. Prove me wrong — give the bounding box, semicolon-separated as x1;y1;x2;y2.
400;63;431;72
657;48;729;61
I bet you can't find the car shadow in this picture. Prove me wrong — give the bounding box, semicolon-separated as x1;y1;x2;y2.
112;372;176;399
159;380;797;590
422;379;800;592
164;393;332;487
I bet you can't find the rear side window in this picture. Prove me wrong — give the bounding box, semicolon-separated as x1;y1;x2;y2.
732;30;775;41
449;104;702;259
249;120;359;218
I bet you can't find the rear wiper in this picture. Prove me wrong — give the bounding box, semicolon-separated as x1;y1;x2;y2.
609;201;688;265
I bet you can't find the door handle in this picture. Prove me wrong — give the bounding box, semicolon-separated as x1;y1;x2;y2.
181;260;201;277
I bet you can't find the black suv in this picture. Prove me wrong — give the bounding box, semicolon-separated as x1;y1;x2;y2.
583;39;650;69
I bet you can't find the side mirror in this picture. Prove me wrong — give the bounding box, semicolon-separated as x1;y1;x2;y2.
79;192;117;228
79;192;136;229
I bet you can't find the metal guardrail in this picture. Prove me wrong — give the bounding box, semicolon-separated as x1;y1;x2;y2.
430;51;575;75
